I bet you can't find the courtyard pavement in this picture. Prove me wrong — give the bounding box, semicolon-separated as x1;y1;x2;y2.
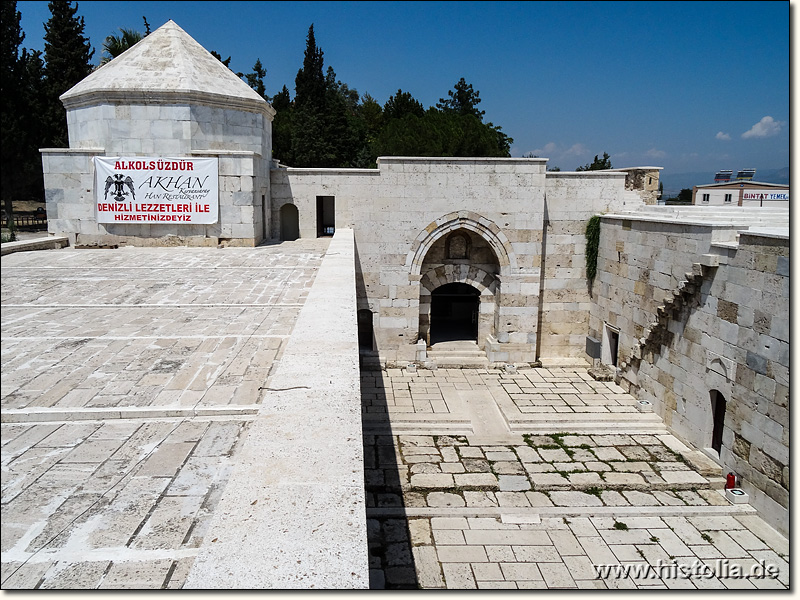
362;367;790;589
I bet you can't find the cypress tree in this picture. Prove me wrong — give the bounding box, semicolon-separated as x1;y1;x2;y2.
43;0;94;147
294;24;325;111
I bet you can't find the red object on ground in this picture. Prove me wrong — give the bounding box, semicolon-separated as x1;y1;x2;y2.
726;473;736;489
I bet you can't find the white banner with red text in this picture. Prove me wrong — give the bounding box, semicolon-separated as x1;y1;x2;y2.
94;157;219;224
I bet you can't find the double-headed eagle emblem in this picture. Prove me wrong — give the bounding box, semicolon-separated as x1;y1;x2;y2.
104;174;136;202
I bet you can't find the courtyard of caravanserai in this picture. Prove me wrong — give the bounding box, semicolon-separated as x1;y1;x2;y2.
1;20;789;589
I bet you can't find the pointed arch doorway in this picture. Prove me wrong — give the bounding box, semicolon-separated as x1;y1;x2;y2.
429;283;480;344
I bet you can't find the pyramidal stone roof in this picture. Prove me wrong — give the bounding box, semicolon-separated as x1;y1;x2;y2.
61;20;274;115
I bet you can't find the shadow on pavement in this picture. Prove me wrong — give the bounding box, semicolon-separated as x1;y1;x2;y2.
360;365;420;589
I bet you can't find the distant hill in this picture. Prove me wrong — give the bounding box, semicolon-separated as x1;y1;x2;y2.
660;167;789;197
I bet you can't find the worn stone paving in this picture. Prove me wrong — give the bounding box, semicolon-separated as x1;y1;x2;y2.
2;243;325;413
361;368;638;416
1;241;329;589
363;367;790;590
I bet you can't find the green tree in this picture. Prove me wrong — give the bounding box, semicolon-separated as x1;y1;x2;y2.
43;0;94;147
384;89;424;120
359;93;384;139
373;109;511;158
270;85;293;162
436;77;485;120
576;152;612;171
2;1;48;209
273;26;514;166
326;66;359;109
210;50;243;77
100;27;143;64
1;0;25;216
17;50;48;199
294;24;325;111
245;58;267;99
289;25;365;167
677;188;693;203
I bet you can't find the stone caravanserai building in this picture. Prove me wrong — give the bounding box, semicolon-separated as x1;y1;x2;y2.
41;20;788;557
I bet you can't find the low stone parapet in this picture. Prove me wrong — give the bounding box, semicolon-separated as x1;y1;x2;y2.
185;229;368;588
0;236;69;256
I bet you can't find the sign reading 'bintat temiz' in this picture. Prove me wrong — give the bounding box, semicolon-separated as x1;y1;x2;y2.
94;157;219;224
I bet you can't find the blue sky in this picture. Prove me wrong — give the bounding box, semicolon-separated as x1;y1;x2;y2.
16;1;790;186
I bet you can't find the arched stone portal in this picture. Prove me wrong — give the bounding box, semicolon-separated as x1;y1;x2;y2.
417;226;500;346
280;204;299;241
406;211;516;276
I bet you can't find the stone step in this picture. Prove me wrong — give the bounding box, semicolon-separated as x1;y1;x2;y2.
426;357;490;369
430;340;482;349
368;503;758;518
427;350;487;358
508;412;664;423
512;479;720;493
363;422;473;435
426;340;490;368
682;449;725;477
510;424;670;435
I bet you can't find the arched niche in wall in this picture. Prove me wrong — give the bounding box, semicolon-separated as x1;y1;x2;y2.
445;231;471;260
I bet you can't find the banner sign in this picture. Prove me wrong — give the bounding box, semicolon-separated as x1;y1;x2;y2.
743;191;789;201
94;157;219;224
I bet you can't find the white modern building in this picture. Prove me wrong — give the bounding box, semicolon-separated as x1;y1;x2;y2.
693;181;789;206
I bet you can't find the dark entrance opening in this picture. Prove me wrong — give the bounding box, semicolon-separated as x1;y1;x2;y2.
280;203;299;241
357;309;373;351
316;196;335;237
430;283;479;344
609;329;619;367
710;390;727;454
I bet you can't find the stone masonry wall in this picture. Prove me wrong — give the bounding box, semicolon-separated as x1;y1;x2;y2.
589;216;740;368
66;103;270;156
43;149;267;247
592;220;789;535
44;101;272;247
272;158;636;365
542;173;634;358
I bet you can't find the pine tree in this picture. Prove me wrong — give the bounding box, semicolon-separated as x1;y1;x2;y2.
576;152;612;171
384;89;425;120
436;78;485;120
43;0;94;147
245;58;267;100
359;93;384;145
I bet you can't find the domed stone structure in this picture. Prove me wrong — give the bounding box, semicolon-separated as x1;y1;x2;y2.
43;20;275;246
